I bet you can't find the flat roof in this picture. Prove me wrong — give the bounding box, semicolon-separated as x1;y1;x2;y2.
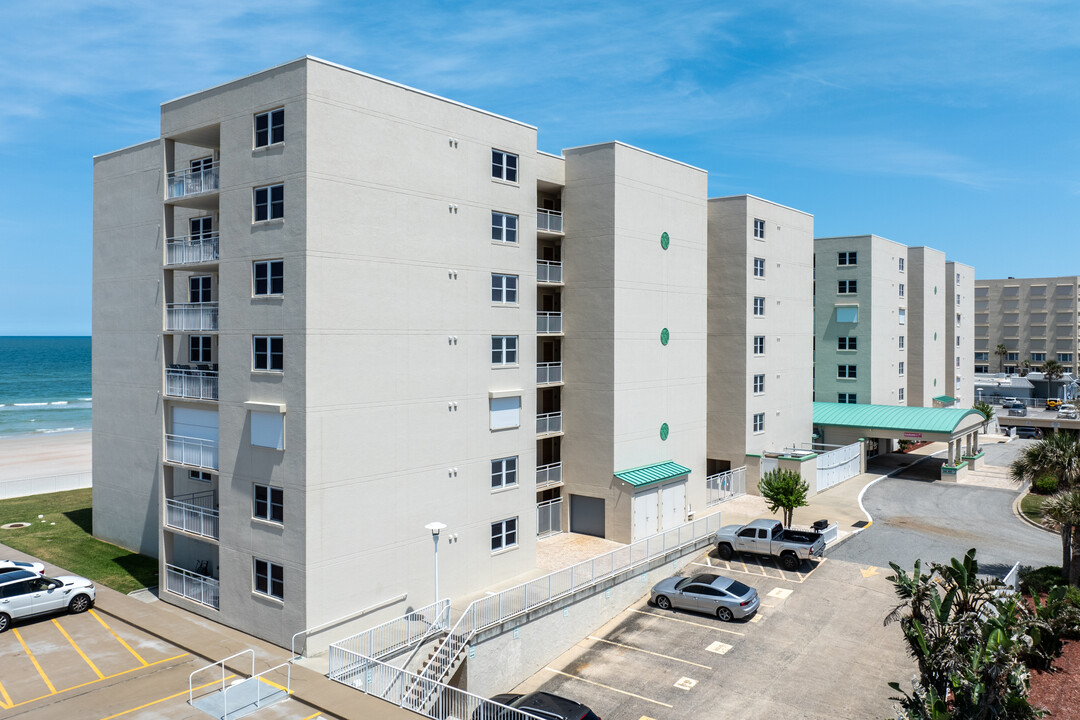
813;402;984;435
615;461;691;488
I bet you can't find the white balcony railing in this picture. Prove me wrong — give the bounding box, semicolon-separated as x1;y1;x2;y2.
165;434;219;470
167;163;220;199
536;462;562;489
166;303;218;332
537;208;563;233
537;497;563;538
165;564;220;609
165;367;218;400
165;492;219;539
537;260;563;283
166;235;219;266
537;311;563;334
536;361;562;385
537;412;563;436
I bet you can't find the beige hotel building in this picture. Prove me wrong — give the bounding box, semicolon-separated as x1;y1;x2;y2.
973;276;1080;376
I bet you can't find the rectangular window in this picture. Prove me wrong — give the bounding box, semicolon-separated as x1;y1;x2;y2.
1005;365;1017;374
838;280;857;294
838;336;857;351
956;293;961;305
836;306;859;323
491;150;518;182
253;484;284;523
898;257;905;271
1059;353;1074;362
753;336;765;355
491;274;518;304
189;470;212;483
253;336;284;372
899;388;905;401
838;364;857;379
899;336;905;349
190;216;213;239
899;362;905;376
490;457;518;490
838;393;856;404
753;297;765;316
837;251;857;266
491;336;518;365
974;352;989;362
254;184;284;221
253;559;284;600
1006;352;1019;362
753;374;765;393
974;365;989;373
956;313;962;326
190;156;214;174
254;108;284;147
899;308;906;325
253;260;284;296
189;335;212;363
491;517;518;552
251;411;285;450
899;283;905;298
491;212;518;243
752;413;764;432
489;396;521;430
753;257;765;278
1031;353;1046;362
956;336;961;347
753;218;766;239
956;357;961;367
189;276;212;303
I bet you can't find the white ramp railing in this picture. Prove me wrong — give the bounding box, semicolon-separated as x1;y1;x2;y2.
815;442;861;491
706;466;746;506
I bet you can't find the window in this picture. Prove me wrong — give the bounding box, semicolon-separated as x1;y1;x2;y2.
753;336;765;355
956;293;961;305
254;108;284;147
838;251;857;266
956;272;961;283
899;362;905;376
899;388;905;401
899;336;905;349
491;518;518;551
836;306;859;323
838;336;857;351
898;308;906;325
899;284;905;298
254;184;284;221
974;365;989;373
190;156;214;174
1059;353;1074;362
898;257;905;271
189;470;212;483
753;374;765;393
975;352;989;362
753;218;766;239
190;216;213;239
753;257;765;278
956;357;961;367
253;260;284;296
1032;353;1047;362
189;336;212;363
838;280;857;294
1006;352;1019;362
1005;365;1017;374
491;150;518;182
491;212;518;243
490;457;518;490
489;396;521;430
253;484;283;523
752;413;765;433
190;276;211;303
956;313;962;326
491;274;518;304
491;336;518;365
253;336;284;372
253;559;283;600
838;393;856;404
956;336;961;347
838;364;857;379
753;297;765;316
251;411;284;450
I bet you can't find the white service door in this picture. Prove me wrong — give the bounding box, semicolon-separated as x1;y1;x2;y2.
633;489;660;541
661;481;687;531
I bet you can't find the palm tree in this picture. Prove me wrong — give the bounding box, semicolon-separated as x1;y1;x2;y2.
1010;431;1080;489
995;343;1008;372
1042;358;1064;403
1041;489;1080;585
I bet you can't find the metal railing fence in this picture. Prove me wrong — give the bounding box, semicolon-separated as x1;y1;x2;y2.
536;412;562;435
165;493;219;539
536;497;563;538
536;260;563;283
535;462;562;489
166;563;220;609
705;466;746;507
166;302;219;332
536;311;562;334
330;599;450;662
536;362;562;385
165;368;219;400
536;208;563;233
165;434;219;470
166;234;220;266
167;163;220;199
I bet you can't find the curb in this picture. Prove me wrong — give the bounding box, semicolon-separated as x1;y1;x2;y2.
1012;484;1056;535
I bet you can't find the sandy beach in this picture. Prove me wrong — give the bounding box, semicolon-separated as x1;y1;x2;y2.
0;431;92;482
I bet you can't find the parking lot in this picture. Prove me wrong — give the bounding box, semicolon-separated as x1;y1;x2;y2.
508;548;913;720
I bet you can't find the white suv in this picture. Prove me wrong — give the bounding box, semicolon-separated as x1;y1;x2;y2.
0;568;95;632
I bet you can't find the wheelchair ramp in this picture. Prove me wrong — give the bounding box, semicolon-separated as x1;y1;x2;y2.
191;675;290;720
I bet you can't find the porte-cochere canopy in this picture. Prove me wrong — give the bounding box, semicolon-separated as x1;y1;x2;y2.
812;402;985;443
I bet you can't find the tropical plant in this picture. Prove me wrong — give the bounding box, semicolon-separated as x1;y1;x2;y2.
1021;359;1031;376
757;469;808;528
1032;474;1058;495
1040;489;1080;586
973;400;995;428
1041;359;1064;403
1010;431;1080;490
1025;585;1080;668
995;343;1009;373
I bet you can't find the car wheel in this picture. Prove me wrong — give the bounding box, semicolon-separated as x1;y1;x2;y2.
716;607;734;622
0;612;9;633
69;594;92;614
780;553;799;571
655;595;672;610
717;544;734;561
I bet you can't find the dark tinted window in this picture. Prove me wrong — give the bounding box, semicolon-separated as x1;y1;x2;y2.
695;586;723;596
674;577;692;591
725;580;753;597
738;528;756;538
0;580;33;598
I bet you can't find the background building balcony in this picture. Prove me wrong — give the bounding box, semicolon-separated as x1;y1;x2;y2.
165;491;219;539
537;362;562;385
537;260;563;284
166;303;218;332
166;163;219;199
165;366;218;400
165;434;218;470
536;462;563;489
165;564;219;609
537;208;563;233
166;234;219;266
537;312;563;334
537;411;563;436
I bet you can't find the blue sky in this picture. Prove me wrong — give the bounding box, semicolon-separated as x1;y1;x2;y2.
3;0;1079;335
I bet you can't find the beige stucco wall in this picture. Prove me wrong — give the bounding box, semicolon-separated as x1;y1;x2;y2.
907;246;947;407
947;262;975;405
975;276;1080;378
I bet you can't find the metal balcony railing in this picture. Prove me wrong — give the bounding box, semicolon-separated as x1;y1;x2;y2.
537;497;563;538
165;367;218;400
537;260;563;283
165;434;219;470
166;234;219;266
166;303;218;332
165;491;219;539
167;163;220;199
536;412;562;436
165;564;220;609
537;311;562;334
536;362;562;385
536;462;562;489
537;209;563;233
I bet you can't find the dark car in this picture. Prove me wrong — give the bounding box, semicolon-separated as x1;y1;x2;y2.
474;691;601;720
1015;426;1043;439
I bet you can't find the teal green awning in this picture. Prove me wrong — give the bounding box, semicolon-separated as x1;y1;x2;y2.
615;461;691;487
812;402;984;435
933;395;957;404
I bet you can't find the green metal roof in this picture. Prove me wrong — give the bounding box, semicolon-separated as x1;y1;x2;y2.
615;461;691;487
812;402;984;435
933;395;957;404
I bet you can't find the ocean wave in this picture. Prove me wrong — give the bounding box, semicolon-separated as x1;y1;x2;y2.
50;401;68;405
13;402;49;407
34;427;76;434
79;398;92;402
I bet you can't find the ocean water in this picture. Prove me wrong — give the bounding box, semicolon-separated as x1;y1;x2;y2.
0;337;91;438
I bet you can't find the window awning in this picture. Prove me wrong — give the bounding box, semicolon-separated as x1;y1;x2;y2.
615;461;691;488
933;395;957;404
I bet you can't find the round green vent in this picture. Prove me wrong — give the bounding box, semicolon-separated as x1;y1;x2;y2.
660;232;670;250
934;286;938;294
660;423;669;441
934;332;937;341
660;328;670;345
934;378;938;387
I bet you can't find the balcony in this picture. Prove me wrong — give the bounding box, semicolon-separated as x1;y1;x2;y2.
166;234;219;266
167;163;219;200
165;491;219;539
537;362;562;385
537;497;563;539
537;209;563;233
537;311;563;334
165;564;219;609
536;462;563;489
165;434;219;470
537;260;563;284
166;303;218;332
537;412;563;436
165;366;218;401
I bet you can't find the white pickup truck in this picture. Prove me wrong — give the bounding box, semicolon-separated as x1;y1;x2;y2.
715;518;826;571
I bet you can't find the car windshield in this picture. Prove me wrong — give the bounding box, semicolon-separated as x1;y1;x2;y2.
674;577;693;591
726;580;753;597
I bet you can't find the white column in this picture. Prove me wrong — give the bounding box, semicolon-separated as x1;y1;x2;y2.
947;439;955;465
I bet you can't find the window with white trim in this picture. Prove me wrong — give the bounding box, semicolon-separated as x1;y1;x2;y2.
189;470;212;483
898;257;905;271
899;361;905;376
253;484;283;524
253;260;284;296
1032;352;1046;362
254;184;284;221
753;374;765;393
491;150;518;182
1006;352;1019;362
838;364;857;379
899;283;905;298
753;336;765;355
254;108;284;147
491;336;518;365
491;212;518;243
975;352;989;362
753;297;765;316
899;388;905;401
753;218;766;239
190;335;212;363
491;274;518;304
253;558;283;600
838;280;857;294
837;251;857;266
1059;353;1074;362
838;336;857;351
975;365;989;373
752;413;764;432
491;517;518;551
490;457;518;490
253;336;284;372
190;275;212;303
753;258;765;278
899;308;906;325
838;393;856;404
899;335;905;349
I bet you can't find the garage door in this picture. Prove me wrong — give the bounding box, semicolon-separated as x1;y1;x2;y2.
632;489;659;541
570;495;605;538
171;407;218;441
661;480;686;531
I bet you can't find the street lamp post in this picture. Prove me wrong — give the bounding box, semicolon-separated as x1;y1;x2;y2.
425;522;447;607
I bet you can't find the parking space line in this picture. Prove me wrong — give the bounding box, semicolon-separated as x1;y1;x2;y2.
90;609;147;666
13;628;57;695
97;675;233;720
629;609;745;636
301;713;324;720
53;618;105;679
257;675;292;694
585;636;712;670
7;653;190;710
544;667;673;708
0;677;11;709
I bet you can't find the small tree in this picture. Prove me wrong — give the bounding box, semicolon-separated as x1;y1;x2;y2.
758;469;808;528
995;343;1009;372
1042;359;1064;403
973;400;995;430
1041;489;1080;586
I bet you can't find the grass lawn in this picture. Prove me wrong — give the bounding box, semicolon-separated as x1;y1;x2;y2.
1020;492;1047;526
0;489;157;594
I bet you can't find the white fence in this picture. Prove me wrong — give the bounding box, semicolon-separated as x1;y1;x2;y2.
536;497;563;538
536;412;562;435
166;302;219;332
0;472;92;500
536;362;562;385
165;368;219;400
1003;562;1021;593
536;312;562;334
167;163;220;199
814;442;861;491
165;564;220;609
536;208;563;233
165;434;219;470
165;492;219;539
705;466;746;507
536;260;563;283
166;235;219;266
535;462;562;489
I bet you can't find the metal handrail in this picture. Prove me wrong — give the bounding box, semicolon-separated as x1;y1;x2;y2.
189;649;254;705
536;208;563;233
290;593;408;659
223;660;292;718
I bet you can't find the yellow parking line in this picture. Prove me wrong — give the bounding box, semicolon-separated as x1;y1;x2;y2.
9;653;189;709
53;618;105;679
301;713;324;720
0;677;11;709
629;609;745;636
256;675;292;694
90;609;147;666
544;667;672;708
98;675;233;720
586;635;712;669
13;628;57;694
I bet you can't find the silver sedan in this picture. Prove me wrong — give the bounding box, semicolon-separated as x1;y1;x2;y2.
650;573;759;621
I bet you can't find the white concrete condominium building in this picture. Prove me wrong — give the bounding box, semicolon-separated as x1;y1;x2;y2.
813;235;974;408
92;57;765;648
973;276;1080;377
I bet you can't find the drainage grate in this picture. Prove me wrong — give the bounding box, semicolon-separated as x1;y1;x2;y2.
851;520;870;529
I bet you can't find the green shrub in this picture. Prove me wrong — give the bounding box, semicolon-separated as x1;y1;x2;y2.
1021;565;1065;594
1032;474;1059;494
